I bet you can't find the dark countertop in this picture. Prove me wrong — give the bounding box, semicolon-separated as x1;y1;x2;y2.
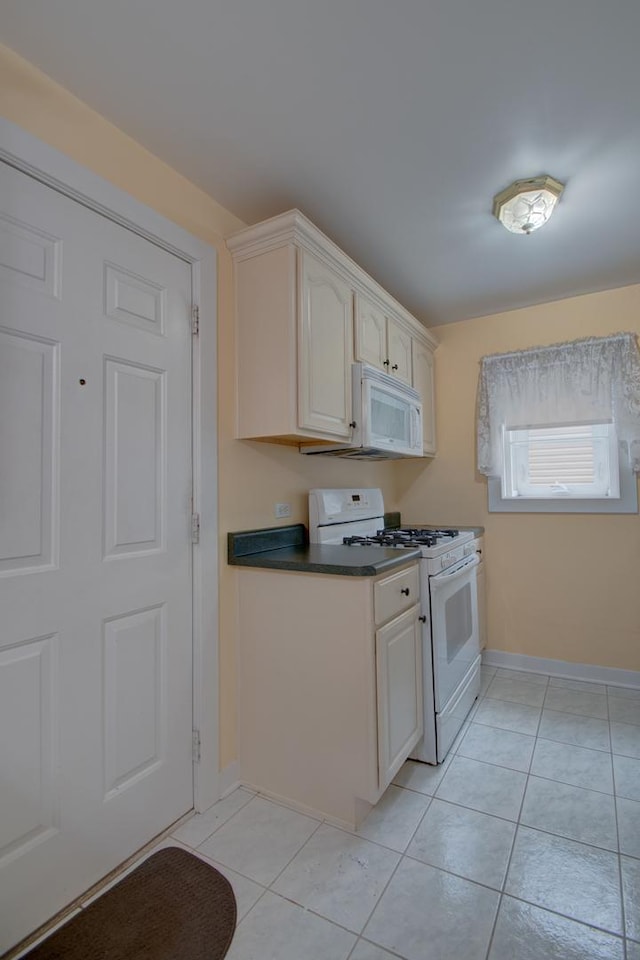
228;524;421;577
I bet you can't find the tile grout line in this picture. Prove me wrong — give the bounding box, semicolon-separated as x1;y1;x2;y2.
483;674;549;960
219;763;636;949
222;786;428;945
187;670;637;952
484;889;627;943
171;787;257;850
192;792;325;931
232;687;631;952
343;786;437;949
608;688;629;959
469;682;633;954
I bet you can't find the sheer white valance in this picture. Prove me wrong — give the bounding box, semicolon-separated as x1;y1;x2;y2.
477;333;640;477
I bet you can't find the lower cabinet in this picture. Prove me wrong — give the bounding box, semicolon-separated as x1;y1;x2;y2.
376;604;423;788
236;562;423;828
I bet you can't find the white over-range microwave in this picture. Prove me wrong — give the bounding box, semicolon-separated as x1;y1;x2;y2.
301;362;424;460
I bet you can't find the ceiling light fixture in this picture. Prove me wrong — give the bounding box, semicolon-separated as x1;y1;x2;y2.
493;175;565;235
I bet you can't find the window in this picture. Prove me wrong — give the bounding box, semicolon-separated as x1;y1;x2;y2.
501;422;619;500
477;333;640;514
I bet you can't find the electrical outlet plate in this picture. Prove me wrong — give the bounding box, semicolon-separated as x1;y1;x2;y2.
274;503;291;519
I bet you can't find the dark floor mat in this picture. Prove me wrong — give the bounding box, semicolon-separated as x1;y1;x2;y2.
22;847;237;960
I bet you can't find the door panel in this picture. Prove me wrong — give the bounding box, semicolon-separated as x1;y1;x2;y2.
103;604;165;798
298;250;353;438
0;329;58;573
0;635;58;862
376;605;423;789
412;339;436;455
103;359;165;558
0;211;61;299
0;162;194;953
387;317;412;385
104;262;166;336
354;293;386;370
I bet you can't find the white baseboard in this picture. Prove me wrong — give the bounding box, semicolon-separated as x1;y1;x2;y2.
482;649;640;690
239;782;360;832
217;760;241;800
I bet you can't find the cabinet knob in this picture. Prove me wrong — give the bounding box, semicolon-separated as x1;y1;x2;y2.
349;421;357;428
401;587;410;596
392;364;399;371
418;615;427;623
383;359;390;366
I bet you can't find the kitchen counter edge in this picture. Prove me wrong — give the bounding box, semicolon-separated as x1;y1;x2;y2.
228;524;422;577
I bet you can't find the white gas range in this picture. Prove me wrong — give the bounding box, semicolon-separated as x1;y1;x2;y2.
309;488;482;764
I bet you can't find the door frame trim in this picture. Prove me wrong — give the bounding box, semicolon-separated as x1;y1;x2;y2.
0;116;220;813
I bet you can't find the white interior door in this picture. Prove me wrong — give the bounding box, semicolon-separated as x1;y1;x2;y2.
0;162;194;952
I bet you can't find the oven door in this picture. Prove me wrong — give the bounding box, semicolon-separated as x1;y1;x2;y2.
429;553;480;712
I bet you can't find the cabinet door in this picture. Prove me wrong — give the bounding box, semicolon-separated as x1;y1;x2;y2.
298;251;354;438
376;604;423;790
354;294;387;371
387;317;412;385
412;339;437;455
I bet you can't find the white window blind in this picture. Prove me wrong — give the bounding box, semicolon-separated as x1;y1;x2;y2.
527;426;595;485
502;423;619;499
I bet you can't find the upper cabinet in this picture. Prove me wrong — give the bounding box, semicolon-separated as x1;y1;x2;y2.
412;337;437;456
298;251;354;439
355;294;412;386
227;210;438;453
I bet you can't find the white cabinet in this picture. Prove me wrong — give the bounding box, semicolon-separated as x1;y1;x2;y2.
355;294;412;385
298;251;354;438
355;291;437;455
374;564;422;788
354;293;386;369
376;605;423;787
412;337;437;456
229;235;353;443
228;210;438;448
236;560;422;828
387;317;413;385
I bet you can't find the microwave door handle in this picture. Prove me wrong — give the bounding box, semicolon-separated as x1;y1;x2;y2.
431;554;480;587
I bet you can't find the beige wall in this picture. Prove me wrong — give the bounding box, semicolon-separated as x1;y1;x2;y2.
3;42;638;776
395;285;640;672
0;43;400;770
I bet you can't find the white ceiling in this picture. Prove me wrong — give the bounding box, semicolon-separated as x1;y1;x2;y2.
3;0;640;325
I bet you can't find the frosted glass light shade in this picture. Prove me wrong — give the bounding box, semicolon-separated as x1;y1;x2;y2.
493;175;564;235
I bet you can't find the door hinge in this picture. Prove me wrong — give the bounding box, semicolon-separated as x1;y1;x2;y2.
192;729;201;763
191;304;200;335
191;512;200;544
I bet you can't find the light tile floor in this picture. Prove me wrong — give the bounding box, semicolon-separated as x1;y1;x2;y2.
167;665;640;960
187;665;640;959
22;665;640;960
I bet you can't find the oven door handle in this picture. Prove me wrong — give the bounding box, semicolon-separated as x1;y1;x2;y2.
431;553;480;586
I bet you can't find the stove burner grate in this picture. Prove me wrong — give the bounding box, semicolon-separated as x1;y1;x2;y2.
343;528;460;548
